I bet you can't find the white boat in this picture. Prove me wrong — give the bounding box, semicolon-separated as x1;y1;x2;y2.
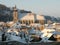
0;27;57;44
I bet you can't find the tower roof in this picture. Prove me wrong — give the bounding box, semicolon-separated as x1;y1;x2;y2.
15;5;16;9
13;5;17;11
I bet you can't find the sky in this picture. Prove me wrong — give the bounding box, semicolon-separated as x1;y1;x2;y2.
0;0;60;17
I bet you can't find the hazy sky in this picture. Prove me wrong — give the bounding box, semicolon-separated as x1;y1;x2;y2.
0;0;60;17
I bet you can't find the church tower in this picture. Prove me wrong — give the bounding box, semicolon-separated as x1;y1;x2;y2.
13;5;18;23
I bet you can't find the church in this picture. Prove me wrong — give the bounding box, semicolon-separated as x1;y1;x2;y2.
13;6;45;25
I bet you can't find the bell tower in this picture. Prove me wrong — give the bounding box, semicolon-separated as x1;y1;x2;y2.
13;5;18;23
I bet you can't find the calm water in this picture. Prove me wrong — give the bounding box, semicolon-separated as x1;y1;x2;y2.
0;41;60;45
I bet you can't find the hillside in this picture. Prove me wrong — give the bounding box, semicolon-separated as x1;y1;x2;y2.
0;4;13;22
44;15;60;23
0;4;60;23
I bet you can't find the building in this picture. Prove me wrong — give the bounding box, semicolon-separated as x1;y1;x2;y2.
12;6;45;25
18;13;45;25
18;13;35;25
13;5;18;23
6;21;14;27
